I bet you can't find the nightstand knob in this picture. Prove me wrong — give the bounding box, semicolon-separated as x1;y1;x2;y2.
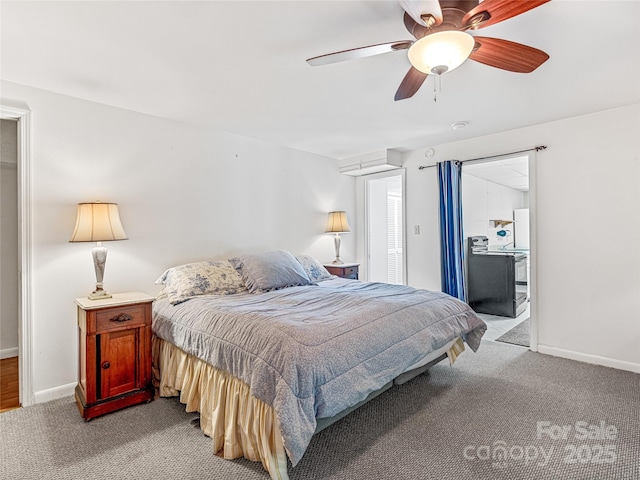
102;361;111;370
110;313;133;323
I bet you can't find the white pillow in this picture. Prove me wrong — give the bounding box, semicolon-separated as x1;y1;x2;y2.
229;250;311;293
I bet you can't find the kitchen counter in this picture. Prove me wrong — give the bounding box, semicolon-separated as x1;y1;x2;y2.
488;247;530;254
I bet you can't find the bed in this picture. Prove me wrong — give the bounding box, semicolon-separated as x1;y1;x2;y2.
151;251;486;479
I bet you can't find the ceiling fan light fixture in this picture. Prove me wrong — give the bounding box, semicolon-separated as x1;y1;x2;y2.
408;31;475;75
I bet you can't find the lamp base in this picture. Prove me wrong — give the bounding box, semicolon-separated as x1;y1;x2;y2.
88;292;112;300
331;234;344;266
88;284;112;300
89;245;112;300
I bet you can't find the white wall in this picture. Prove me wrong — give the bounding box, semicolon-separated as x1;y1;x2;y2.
395;103;640;372
1;80;356;401
462;173;527;248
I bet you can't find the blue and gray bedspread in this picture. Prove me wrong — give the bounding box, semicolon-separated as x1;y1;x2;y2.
152;278;486;465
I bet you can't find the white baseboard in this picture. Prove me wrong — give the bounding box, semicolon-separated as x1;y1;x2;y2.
0;347;18;359
33;382;76;404
538;345;640;374
28;348;639;405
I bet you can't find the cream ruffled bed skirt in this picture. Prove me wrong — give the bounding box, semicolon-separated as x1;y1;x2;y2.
152;336;289;480
153;336;465;480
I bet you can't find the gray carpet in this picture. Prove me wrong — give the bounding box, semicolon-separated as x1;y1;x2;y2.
495;318;530;347
1;341;639;480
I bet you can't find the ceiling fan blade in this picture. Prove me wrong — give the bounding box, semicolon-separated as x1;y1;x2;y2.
395;67;428;101
469;36;549;73
462;0;550;30
399;0;443;27
307;41;413;66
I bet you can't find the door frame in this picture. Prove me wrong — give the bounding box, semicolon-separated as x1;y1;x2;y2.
527;151;539;352
461;150;538;352
1;102;33;406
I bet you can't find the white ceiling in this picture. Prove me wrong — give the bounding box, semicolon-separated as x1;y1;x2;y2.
463;155;529;191
1;1;639;160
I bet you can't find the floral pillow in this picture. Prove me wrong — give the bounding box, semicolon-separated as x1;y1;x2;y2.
155;260;246;305
296;254;333;282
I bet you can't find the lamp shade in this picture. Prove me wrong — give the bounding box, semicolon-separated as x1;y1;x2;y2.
69;202;128;243
407;30;475;75
325;211;351;234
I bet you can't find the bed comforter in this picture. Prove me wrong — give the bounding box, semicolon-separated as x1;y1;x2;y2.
152;278;486;465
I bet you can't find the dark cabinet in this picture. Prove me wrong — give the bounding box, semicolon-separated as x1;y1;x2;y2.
467;253;527;318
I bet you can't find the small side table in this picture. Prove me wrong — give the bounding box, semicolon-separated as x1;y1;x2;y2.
75;292;155;420
324;263;359;280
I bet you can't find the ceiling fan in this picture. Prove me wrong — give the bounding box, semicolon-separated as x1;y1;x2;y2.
306;0;551;101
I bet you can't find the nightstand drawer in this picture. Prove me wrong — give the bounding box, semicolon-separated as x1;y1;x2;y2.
95;305;147;332
342;267;358;277
324;264;359;280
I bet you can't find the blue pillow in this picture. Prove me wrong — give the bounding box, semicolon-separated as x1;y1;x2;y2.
229;250;311;293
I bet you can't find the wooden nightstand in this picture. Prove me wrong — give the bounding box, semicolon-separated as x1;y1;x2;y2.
75;292;155;420
324;263;359;280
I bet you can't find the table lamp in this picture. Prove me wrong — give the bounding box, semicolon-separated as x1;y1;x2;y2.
325;211;351;265
69;202;128;299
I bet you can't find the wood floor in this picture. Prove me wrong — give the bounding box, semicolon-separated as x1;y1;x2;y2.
0;356;20;412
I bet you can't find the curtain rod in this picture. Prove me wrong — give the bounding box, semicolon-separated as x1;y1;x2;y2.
418;145;547;170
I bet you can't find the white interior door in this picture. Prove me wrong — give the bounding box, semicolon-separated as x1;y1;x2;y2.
366;171;406;284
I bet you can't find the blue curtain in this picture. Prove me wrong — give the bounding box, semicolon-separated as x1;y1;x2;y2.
437;160;466;301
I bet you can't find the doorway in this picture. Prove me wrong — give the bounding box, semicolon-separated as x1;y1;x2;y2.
365;170;406;285
461;155;532;346
0;119;20;411
1;102;32;408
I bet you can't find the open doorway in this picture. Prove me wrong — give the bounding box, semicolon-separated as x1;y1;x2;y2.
1;102;32;408
462;156;531;347
0;118;20;411
365;170;406;285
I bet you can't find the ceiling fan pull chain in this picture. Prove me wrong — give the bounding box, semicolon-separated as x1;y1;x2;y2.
433;76;437;102
433;74;443;102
